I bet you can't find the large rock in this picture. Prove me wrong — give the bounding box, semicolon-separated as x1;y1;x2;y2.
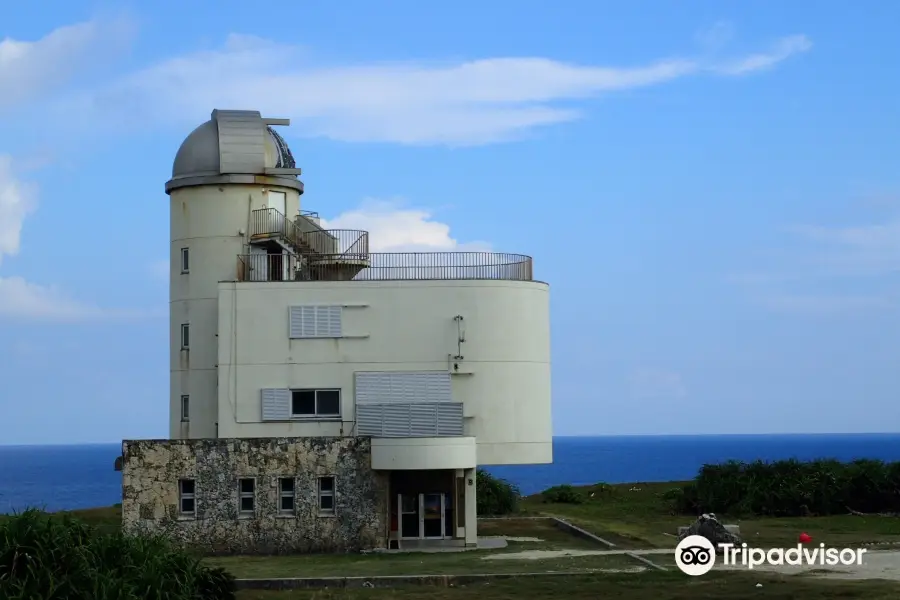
678;513;743;549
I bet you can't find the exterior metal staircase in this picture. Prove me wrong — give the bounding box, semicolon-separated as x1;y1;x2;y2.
247;208;370;281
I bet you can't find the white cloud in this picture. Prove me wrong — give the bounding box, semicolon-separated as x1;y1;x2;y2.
627;368;687;400
791;220;900;262
320;200;490;252
0;276;164;321
730;208;900;315
713;35;812;76
0;155;36;264
694;22;736;52
0;276;103;320
0;155;160;320
74;32;812;145
0;18;134;112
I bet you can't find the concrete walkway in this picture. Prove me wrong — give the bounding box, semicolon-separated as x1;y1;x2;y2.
482;548;671;560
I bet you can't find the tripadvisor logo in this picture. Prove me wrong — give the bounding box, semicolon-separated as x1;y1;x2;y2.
674;535;867;576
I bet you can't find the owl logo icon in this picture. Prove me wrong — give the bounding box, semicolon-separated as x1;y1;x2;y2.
675;535;716;576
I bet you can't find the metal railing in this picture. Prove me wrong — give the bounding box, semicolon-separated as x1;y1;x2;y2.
249;208;368;260
250;207;304;247
302;229;369;259
237;251;533;282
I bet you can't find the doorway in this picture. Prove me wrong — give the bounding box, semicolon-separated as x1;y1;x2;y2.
398;493;450;539
267;190;287;214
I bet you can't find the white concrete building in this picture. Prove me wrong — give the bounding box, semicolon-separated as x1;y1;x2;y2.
122;109;552;553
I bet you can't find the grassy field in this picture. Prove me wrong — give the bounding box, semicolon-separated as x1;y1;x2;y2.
208;516;643;578
519;481;900;549
59;481;900;554
207;550;640;579
47;480;900;598
232;572;900;600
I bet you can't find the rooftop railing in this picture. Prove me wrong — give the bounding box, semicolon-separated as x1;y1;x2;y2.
236;251;533;282
302;229;369;258
249;208;368;259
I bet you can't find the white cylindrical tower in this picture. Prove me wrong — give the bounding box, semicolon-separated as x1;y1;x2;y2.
166;110;304;439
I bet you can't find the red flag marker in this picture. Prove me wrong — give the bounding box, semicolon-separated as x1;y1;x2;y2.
798;532;812;544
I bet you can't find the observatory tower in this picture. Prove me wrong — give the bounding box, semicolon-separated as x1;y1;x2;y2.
128;108;552;553
166;110;307;439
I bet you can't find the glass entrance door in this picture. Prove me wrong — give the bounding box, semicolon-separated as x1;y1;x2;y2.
399;494;419;538
422;493;445;539
397;493;448;539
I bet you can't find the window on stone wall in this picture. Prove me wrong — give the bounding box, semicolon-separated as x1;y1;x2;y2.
238;478;256;516
179;479;196;516
318;476;335;515
279;478;295;514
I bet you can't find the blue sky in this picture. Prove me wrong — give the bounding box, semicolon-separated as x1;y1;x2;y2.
1;1;899;445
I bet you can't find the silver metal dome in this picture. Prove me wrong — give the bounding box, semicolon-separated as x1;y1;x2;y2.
166;109;303;194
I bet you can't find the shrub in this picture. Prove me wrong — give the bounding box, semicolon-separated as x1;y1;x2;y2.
590;482;615;496
0;509;235;600
476;469;521;515
667;458;900;517
541;484;585;504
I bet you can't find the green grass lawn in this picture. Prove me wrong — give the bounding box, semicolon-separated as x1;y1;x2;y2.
206;517;644;578
233;571;900;600
475;517;604;549
520;481;900;550
51;480;900;585
206;548;640;579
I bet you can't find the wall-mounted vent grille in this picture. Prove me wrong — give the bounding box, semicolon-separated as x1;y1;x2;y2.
289;305;342;338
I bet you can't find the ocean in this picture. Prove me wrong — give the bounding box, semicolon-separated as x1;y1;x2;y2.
2;433;899;514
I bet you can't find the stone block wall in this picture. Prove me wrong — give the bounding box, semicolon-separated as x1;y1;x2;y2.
121;437;389;555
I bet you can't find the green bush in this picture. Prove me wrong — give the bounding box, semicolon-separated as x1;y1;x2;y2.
590;482;615;496
667;458;900;517
476;470;521;515
540;484;586;504
0;509;235;600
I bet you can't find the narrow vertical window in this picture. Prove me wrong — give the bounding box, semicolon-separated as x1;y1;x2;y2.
238;478;256;516
318;476;335;515
279;478;295;514
178;479;196;516
180;247;190;273
180;395;190;422
181;324;190;349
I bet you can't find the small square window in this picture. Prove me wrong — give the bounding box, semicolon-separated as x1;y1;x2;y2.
318;476;335;515
181;248;190;273
279;478;295;514
316;390;340;416
291;390;316;416
180;395;190;422
178;479;196;516
180;324;190;349
238;478;255;515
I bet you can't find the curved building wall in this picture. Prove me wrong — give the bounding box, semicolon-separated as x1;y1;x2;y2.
169;184;301;439
216;280;553;466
